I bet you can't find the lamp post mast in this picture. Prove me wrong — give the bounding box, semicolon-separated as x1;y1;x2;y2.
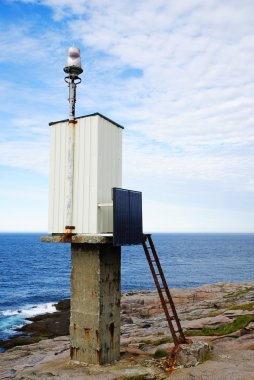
63;47;83;233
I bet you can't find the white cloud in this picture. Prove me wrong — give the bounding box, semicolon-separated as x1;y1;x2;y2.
64;2;254;149
1;0;254;231
10;0;89;20
0;188;47;201
123;135;253;191
0;140;49;175
143;198;254;233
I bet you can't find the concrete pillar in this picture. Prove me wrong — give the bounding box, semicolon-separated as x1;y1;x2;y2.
70;243;121;364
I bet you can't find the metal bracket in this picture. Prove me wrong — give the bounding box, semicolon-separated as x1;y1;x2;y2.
98;203;113;207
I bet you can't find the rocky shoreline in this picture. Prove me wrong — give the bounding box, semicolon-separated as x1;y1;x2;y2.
0;282;254;379
0;299;71;351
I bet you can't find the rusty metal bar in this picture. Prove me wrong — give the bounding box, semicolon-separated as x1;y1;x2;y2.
65;103;76;230
146;234;188;343
142;235;179;346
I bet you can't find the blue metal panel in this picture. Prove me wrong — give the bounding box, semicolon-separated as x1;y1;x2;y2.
129;191;143;244
113;188;143;246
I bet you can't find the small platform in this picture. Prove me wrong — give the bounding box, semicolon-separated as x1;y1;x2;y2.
41;234;113;244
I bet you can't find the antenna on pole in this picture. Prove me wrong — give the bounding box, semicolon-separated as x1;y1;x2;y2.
63;46;83;233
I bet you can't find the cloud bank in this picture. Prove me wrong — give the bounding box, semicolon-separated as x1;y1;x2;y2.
1;0;253;231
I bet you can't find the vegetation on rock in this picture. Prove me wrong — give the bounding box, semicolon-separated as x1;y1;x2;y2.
186;315;254;337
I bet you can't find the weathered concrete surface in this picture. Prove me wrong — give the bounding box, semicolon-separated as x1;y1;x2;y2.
41;234;113;244
0;282;254;379
70;243;121;365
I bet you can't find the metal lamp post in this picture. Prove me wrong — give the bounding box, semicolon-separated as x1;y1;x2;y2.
63;46;83;233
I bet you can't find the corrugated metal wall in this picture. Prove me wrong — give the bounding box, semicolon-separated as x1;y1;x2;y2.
97;117;122;233
48;121;68;232
48;114;122;234
72;116;99;233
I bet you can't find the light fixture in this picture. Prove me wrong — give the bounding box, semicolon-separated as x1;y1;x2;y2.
64;46;83;120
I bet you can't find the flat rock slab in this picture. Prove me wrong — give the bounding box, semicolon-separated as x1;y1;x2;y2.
183;315;232;330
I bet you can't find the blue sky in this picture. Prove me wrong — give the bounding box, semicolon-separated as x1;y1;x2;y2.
0;0;253;232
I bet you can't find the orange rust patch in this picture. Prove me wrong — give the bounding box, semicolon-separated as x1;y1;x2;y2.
96;349;102;363
84;328;91;340
70;346;80;360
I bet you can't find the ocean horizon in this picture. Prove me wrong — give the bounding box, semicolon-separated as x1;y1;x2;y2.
0;232;253;348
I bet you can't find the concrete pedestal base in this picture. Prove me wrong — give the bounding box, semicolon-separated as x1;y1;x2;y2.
70;243;121;365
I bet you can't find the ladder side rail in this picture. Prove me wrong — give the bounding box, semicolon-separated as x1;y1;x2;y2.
147;235;187;343
142;236;179;346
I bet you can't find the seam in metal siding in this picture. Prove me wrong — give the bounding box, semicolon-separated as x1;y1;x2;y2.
72;121;80;231
90;116;99;232
59;124;66;230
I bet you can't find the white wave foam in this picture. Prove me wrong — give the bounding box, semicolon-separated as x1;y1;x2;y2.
22;303;57;317
12;323;26;330
1;310;21;316
1;302;57;318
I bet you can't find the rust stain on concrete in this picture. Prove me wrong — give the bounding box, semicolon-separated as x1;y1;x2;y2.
96;349;102;363
84;328;91;341
70;346;80;360
109;322;114;345
96;329;100;344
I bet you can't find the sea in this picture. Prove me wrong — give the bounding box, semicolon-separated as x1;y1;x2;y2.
0;232;253;351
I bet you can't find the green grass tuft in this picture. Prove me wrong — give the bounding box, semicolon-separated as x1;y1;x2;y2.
153;337;173;345
154;349;168;359
186;315;254;337
206;302;254;318
223;288;254;298
227;302;254;311
206;310;222;318
200;349;210;363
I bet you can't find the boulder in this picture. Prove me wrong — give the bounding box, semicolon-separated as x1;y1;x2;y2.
174;341;210;368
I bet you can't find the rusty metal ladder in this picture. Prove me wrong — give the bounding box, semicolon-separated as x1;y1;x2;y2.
142;234;188;346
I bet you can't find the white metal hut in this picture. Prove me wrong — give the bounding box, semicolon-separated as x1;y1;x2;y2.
48;112;123;235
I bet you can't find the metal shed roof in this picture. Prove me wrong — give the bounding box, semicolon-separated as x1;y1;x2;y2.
49;112;124;129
